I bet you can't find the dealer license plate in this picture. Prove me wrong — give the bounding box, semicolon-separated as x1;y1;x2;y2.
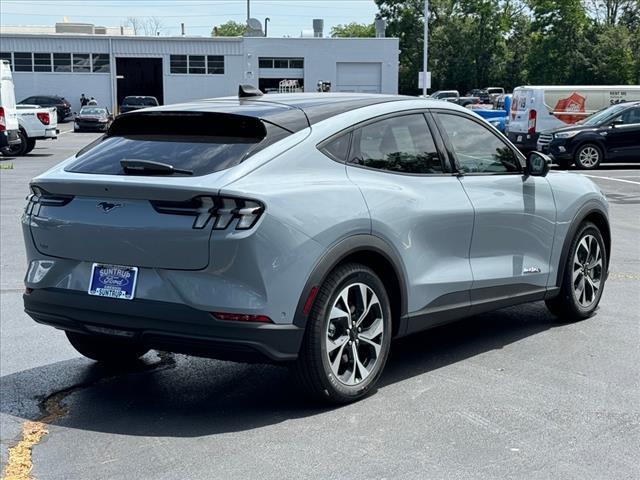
88;264;138;300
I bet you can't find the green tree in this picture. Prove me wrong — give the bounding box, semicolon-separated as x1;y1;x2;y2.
330;22;376;37
211;20;246;37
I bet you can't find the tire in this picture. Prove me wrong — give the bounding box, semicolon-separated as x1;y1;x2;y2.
66;331;149;364
574;143;603;170
545;222;607;322
24;139;36;155
294;263;392;404
1;130;28;157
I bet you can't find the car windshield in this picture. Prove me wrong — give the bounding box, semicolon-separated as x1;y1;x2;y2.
80;108;107;115
579;103;629;126
123;97;157;106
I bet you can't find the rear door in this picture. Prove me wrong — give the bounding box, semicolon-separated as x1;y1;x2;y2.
434;110;556;298
342;112;475;326
604;106;640;160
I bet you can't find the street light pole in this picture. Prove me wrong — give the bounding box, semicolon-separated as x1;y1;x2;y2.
247;0;250;23
423;0;429;97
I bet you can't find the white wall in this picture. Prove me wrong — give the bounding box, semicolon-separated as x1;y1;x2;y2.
12;71;112;113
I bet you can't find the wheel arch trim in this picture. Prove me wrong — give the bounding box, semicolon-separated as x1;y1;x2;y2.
554;200;610;289
292;234;408;335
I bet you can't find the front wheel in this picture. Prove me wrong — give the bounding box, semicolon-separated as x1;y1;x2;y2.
574;143;602;169
66;331;149;364
294;263;392;404
546;222;607;322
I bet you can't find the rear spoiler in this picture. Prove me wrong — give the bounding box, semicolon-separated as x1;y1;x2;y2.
108;111;268;142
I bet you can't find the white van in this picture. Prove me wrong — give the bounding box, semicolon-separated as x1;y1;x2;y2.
0;60;20;150
507;85;640;151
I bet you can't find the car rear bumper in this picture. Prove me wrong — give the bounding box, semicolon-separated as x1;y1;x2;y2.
24;288;304;363
0;129;20;147
507;131;539;152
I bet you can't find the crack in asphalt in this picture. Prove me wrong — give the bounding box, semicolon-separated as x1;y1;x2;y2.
1;351;176;480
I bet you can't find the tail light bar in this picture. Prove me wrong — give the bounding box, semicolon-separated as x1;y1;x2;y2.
37;112;50;125
151;196;264;231
528;109;537;135
211;312;272;323
25;186;74;215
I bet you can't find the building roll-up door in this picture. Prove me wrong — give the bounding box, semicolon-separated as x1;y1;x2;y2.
336;62;382;93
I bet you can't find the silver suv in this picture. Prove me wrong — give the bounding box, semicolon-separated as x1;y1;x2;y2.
22;90;610;403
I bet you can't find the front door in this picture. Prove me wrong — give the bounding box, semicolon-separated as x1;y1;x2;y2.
434;111;557;298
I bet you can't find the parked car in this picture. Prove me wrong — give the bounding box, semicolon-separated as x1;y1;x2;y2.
468;88;491;104
2;104;58;156
485;86;505;105
74;107;113;132
0;60;20;150
18;95;72;121
23;91;610;404
507;85;640;152
537;101;640;169
119;96;159;114
430;90;480;107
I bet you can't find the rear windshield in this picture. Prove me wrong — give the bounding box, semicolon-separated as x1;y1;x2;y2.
66;112;291;177
80;108;107;115
123;97;158;106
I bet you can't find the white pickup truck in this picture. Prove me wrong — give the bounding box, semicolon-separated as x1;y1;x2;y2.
1;104;58;156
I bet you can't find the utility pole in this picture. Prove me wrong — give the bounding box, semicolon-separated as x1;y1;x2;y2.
247;0;250;23
422;0;429;97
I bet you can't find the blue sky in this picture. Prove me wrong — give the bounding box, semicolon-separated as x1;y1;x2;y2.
0;0;380;37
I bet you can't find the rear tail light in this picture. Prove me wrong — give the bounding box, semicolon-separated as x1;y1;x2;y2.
528;109;537;134
37;112;50;125
151;196;264;231
25;185;74;215
0;107;5;132
211;312;272;323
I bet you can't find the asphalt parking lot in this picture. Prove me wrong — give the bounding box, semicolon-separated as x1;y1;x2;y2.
1;130;639;480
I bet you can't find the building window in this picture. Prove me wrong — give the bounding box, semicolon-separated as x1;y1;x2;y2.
53;53;72;72
72;53;90;72
207;55;224;74
13;52;33;72
170;55;187;74
33;53;52;72
92;54;110;73
188;55;205;74
258;57;304;69
0;52;12;70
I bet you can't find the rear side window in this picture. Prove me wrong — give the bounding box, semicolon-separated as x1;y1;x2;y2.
350;114;444;174
320;132;351;162
66;112;291;177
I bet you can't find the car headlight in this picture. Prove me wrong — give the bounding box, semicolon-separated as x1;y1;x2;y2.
554;131;579;139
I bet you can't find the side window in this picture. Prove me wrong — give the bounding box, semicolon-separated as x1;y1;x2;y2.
320;132;351;162
437;113;521;173
618;108;640;125
350;114;443;174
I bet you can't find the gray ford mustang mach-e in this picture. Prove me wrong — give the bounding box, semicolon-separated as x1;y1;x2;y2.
22;88;610;403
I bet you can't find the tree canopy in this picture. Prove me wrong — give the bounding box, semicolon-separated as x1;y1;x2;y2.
330;22;376;37
374;0;640;94
212;20;247;37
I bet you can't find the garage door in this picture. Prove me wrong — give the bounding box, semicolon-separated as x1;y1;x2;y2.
336;62;382;93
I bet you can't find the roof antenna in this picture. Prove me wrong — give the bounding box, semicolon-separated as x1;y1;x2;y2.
238;84;263;98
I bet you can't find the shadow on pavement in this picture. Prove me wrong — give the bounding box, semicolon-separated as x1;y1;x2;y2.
1;302;559;437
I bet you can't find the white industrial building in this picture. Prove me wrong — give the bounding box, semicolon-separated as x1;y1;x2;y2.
0;24;399;113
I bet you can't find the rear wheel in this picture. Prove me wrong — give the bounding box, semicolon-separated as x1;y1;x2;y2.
24;139;36;155
294;263;392;404
66;331;149;364
546;222;607;322
1;130;27;157
574;143;602;169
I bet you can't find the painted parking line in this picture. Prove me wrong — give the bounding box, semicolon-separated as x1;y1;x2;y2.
582;174;640;186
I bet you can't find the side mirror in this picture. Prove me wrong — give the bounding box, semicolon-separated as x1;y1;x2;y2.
610;119;624;127
525;151;551;177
